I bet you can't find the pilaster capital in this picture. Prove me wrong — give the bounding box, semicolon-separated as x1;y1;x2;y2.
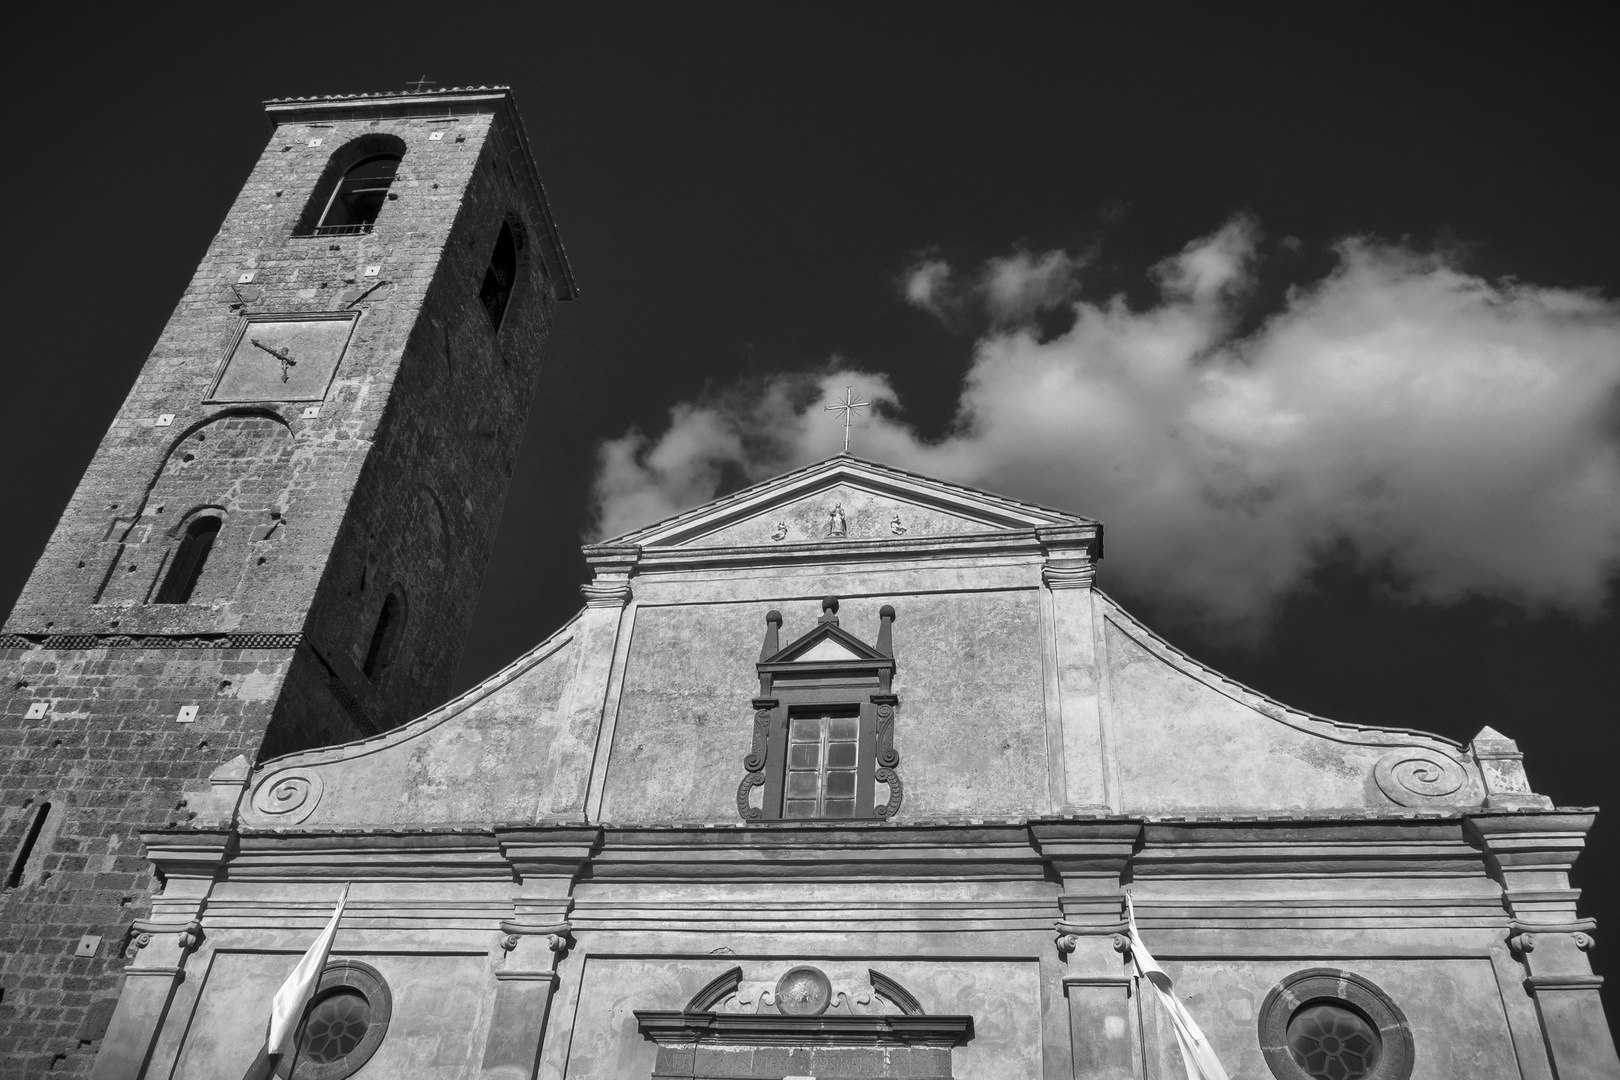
580;582;632;608
1463;810;1595;881
580;544;640;608
1029;819;1142;883
494;826;602;881
1036;526;1101;591
139;827;237;882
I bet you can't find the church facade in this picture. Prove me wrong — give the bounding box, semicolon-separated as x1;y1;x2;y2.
3;88;1616;1080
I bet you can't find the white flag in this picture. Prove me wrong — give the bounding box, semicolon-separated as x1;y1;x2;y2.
267;884;349;1056
1124;892;1230;1080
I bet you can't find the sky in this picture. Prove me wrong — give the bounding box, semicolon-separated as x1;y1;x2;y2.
2;6;1616;1023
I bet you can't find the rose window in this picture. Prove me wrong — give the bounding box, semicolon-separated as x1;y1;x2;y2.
300;989;371;1063
1286;1003;1381;1080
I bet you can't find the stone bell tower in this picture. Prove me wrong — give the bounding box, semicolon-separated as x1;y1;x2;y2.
0;87;574;1076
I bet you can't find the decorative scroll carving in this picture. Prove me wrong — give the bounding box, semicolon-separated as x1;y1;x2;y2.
250;769;323;824
736;772;765;820
697;966;917;1018
737;701;775;821
1054;921;1131;959
1373;748;1472;806
873;700;904;818
1510;929;1596;957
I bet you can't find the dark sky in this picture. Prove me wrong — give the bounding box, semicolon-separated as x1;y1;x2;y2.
4;7;1616;1023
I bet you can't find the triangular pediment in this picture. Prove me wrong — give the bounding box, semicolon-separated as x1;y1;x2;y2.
604;455;1094;549
793;636;867;663
768;621;889;665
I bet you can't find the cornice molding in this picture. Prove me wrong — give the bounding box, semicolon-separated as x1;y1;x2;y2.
0;632;302;651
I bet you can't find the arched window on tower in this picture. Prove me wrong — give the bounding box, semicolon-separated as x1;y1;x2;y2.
479;221;519;329
314;154;401;235
363;589;406;682
153;516;222;605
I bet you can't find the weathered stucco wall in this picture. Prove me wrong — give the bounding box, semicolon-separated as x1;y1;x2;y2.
242;620;579;828
1145;956;1522;1080
170;949;491;1080
599;588;1049;822
553;955;1044;1080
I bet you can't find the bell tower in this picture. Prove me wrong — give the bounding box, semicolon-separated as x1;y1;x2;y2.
0;87;574;1075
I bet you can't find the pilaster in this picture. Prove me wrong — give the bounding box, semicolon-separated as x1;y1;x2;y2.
1467;811;1619;1079
1032;819;1142;1079
88;829;232;1080
481;826;601;1077
546;546;638;820
1037;526;1108;811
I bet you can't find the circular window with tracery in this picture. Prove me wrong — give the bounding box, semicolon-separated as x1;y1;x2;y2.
275;960;392;1080
1259;969;1412;1080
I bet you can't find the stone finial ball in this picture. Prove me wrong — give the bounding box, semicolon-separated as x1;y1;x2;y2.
765;610;782;625
879;604;896;620
822;596;840;613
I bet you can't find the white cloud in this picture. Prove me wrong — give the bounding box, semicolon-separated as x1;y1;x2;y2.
903;247;1088;327
594;219;1620;638
901;257;953;319
980;248;1086;323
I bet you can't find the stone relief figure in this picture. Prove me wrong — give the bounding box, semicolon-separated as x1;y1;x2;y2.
770;521;788;541
890;514;907;535
827;505;847;537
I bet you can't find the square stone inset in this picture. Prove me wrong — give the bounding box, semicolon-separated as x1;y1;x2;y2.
207;312;359;403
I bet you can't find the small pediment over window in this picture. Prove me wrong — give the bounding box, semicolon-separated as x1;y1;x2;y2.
770;621;888;666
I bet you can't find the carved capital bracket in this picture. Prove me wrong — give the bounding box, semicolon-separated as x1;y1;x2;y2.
580;544;640;609
1509;923;1598;957
501;920;572;948
124;917;205;971
580;582;632;609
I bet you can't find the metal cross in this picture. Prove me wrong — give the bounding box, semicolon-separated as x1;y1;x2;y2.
250;338;297;382
824;386;869;454
406;76;437;93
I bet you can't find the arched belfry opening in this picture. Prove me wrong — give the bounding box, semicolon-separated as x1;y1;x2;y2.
294;133;407;237
479;220;521;329
315;154;401;234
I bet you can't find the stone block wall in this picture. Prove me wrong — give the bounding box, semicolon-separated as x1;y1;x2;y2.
0;89;570;1077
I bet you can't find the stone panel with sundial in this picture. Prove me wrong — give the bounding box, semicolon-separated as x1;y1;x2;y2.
207;311;359;403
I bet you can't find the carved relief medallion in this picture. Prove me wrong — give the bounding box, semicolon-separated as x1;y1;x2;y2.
209;312;359;403
774;966;832;1016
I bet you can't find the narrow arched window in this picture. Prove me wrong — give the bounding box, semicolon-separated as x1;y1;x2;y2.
363;590;406;682
6;802;51;889
315;155;401;235
479;222;519;329
154;516;221;605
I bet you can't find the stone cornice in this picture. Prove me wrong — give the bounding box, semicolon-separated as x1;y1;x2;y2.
635;1011;974;1048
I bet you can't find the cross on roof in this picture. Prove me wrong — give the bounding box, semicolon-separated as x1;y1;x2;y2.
406;76;437;93
824;386;870;454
